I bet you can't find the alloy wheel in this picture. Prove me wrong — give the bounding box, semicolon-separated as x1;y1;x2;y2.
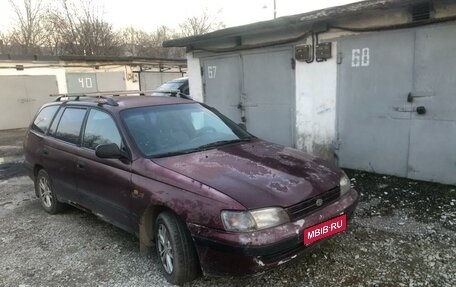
157;223;174;274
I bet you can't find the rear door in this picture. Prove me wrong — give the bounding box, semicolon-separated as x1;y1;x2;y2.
44;107;88;203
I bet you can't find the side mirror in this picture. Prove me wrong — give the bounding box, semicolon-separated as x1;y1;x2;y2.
95;143;125;159
238;122;247;131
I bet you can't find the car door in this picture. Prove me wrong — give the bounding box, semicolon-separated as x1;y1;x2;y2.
43;106;88;203
76;108;133;232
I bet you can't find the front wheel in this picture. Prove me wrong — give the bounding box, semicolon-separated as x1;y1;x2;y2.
154;211;200;284
35;169;66;214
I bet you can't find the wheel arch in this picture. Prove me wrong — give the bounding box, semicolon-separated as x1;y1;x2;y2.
138;204;183;256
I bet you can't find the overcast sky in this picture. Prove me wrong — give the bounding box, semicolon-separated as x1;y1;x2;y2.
0;0;364;33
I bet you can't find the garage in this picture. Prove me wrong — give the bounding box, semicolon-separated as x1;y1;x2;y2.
201;47;295;147
0;55;187;130
0;75;58;130
164;0;456;185
337;23;456;185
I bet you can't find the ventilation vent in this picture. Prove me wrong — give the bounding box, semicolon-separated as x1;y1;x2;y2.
411;2;432;22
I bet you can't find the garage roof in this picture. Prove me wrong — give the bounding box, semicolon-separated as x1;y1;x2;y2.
163;0;425;48
0;54;186;65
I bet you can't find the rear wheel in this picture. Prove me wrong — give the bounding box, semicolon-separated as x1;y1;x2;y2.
154;211;200;284
35;169;66;214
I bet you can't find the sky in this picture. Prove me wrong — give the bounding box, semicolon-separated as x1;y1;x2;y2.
0;0;364;33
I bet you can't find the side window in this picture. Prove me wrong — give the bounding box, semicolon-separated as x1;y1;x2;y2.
31;106;59;134
54;108;87;145
83;109;122;150
48;107;64;135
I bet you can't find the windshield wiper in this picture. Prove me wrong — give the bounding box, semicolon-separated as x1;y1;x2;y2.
195;138;251;150
152;138;252;158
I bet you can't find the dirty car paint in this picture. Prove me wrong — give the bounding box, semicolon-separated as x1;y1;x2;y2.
153;139;342;209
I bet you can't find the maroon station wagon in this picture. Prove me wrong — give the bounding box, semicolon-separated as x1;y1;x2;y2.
23;95;359;284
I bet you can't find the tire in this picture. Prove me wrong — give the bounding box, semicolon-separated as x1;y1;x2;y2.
34;169;66;214
154;211;200;284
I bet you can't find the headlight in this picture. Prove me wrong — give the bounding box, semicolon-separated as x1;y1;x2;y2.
221;207;290;232
340;172;351;195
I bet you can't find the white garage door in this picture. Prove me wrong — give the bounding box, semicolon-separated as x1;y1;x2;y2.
0;75;58;130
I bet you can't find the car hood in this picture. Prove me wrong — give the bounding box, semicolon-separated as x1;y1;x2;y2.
152;140;341;209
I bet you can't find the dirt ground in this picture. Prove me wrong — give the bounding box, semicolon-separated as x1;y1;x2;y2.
0;129;454;287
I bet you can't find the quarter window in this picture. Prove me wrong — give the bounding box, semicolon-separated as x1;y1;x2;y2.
31;106;59;134
54;108;87;145
83;109;122;150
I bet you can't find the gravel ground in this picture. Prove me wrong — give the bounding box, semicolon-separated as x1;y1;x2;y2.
0;129;455;287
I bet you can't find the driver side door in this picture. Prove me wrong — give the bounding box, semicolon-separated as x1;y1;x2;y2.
76;108;133;233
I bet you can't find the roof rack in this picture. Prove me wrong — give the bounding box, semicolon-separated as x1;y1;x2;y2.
50;90;159;106
49;89;189;106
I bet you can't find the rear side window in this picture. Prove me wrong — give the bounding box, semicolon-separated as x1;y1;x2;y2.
31;106;59;134
83;109;122;150
54;108;87;145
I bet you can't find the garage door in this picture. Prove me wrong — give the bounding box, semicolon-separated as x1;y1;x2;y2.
337;23;456;185
66;72;126;93
0;75;59;130
139;72;183;91
202;47;295;147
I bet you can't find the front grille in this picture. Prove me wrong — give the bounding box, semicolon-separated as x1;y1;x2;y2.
286;186;340;221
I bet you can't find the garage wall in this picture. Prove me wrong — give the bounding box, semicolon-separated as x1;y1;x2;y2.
295;44;338;160
187;53;203;102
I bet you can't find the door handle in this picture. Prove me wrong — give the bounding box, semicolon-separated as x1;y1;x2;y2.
76;161;85;170
393;106;426;114
407;92;430;103
42;148;48;155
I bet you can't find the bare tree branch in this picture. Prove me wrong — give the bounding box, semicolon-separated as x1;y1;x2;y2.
8;0;48;54
178;10;225;37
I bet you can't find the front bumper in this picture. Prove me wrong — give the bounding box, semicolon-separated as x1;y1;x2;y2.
188;188;359;276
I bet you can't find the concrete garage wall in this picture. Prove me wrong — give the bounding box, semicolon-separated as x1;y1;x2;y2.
295;44;338;160
187;53;203;102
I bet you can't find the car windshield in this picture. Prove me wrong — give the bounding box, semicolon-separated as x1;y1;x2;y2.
121;103;252;157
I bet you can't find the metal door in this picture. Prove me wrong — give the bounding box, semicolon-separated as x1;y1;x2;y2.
408;24;456;184
25;75;59;119
0;76;29;129
139;72;183;91
337;30;415;176
66;73;98;93
0;75;58;130
242;48;294;146
202;55;242;123
96;72;126;91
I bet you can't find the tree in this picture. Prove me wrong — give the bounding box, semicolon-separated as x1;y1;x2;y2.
55;0;121;56
178;10;225;37
119;26;185;58
7;0;49;54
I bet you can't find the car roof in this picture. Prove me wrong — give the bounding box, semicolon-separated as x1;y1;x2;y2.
48;95;194;111
168;77;188;82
